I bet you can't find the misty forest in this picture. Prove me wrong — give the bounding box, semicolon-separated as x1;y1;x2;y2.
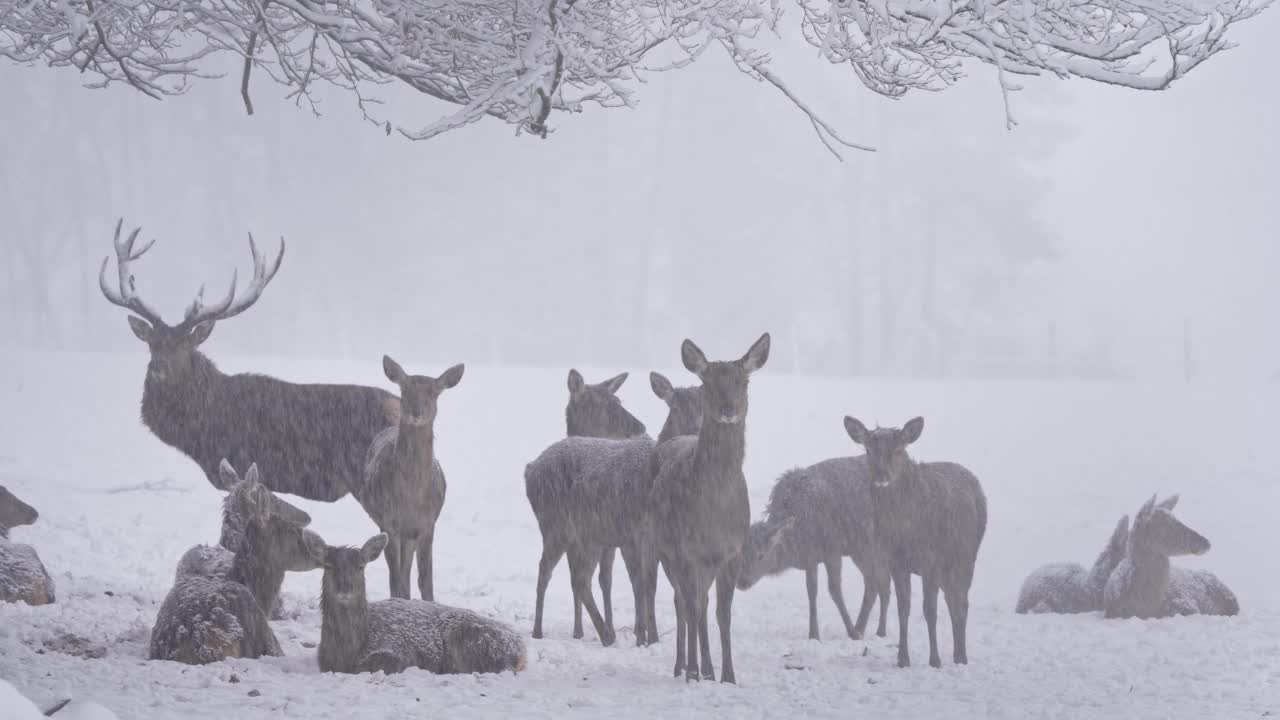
0;0;1277;715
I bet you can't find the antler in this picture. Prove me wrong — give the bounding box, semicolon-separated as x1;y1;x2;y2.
98;218;167;327
176;232;286;332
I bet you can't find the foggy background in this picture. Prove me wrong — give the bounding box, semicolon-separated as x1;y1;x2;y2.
2;11;1276;381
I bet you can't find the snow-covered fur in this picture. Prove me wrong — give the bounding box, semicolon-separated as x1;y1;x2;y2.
350;357;461;602
316;534;527;675
1103;494;1237;618
527;435;653;646
845;416;987;669
150;461;320;664
736;458;890;641
0;486;55;605
0;538;56;605
173;462;319;618
1015;515;1130;614
526;370;702;647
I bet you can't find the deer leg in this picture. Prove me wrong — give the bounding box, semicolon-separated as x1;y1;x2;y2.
646;558;662;645
826;555;860;640
922;576;941;668
877;566;891;638
664;561;686;676
572;576;585;640
698;605;715;681
599;546;616;636
396;536;416;601
716;569;738;685
851;562;876;640
533;540;565;639
568;547;615;646
416;527;435;602
384;535;402;599
893;568;912;668
805;564;820;640
944;584;970;665
683;579;708;683
620;544;646;646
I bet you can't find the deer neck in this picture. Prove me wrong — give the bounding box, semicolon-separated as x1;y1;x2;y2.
319;583;369;673
394;420;435;474
1085;536;1125;597
693;418;746;481
1121;542;1171;614
227;523;274;610
142;352;222;427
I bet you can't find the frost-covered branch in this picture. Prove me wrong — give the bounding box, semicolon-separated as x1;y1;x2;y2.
0;0;1270;148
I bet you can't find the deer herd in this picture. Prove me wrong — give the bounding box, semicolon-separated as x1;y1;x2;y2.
0;221;1240;688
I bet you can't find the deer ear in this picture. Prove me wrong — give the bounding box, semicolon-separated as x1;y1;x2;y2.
599;372;628;395
843;416;869;445
304;532;328;566
902;417;924;444
681;340;708;376
187;321;215;347
127;316;153;343
361;533;389;564
216;459;240;490
739;332;771;373
270;495;311;526
567;369;585;394
244;463;261;487
438;364;465;389
649;372;674;402
383;355;407;384
1156;494;1180;511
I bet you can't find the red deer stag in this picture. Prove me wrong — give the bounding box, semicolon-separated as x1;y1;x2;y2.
99;219;400;502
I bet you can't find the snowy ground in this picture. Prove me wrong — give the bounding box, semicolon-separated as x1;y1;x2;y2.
0;348;1277;718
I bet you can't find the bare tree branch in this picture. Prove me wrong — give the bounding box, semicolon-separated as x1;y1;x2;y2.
0;0;1270;149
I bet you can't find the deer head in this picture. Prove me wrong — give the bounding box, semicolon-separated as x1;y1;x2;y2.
1130;494;1210;558
311;533;388;605
735;517;797;590
99;219;284;383
382;356;464;429
649;371;704;440
565;369;646;439
680;333;771;426
0;486;39;537
844;416;924;490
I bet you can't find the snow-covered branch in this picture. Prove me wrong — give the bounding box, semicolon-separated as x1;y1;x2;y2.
0;0;1270;151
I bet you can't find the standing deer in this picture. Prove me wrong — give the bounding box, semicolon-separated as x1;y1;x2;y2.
843;416;987;669
1103;494;1237;618
1015;514;1130;614
639;333;770;684
528;370;703;646
736;458;891;641
353;356;463;601
99;219;399;502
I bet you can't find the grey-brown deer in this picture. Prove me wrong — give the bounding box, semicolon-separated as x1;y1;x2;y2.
99;219;399;502
354;356;463;601
526;370;703;647
843;416;987;669
0;486;55;605
639;333;770;684
1102;494;1237;618
313;533;527;675
150;461;321;664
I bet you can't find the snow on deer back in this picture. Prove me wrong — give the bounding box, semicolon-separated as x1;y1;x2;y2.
150;461;322;664
0;485;56;606
315;533;526;675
